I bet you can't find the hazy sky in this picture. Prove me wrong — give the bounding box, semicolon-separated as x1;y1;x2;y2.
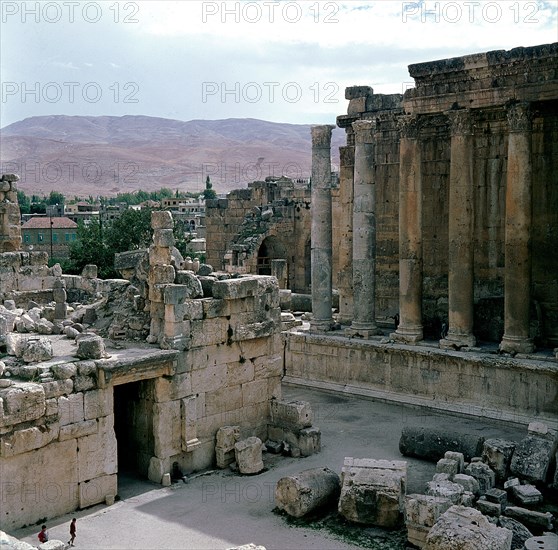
1;0;557;127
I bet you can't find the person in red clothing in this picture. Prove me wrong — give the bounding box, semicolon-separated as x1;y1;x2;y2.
68;518;77;546
38;525;49;543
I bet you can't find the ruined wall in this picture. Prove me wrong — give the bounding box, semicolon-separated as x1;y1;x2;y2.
284;332;558;428
205;177;340;294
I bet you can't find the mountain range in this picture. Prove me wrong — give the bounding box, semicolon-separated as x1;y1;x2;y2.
0;115;344;197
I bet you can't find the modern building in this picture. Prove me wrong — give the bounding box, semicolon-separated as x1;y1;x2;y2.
21;216;78;258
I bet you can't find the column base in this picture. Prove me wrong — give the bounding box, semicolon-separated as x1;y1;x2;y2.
346;323;383;339
310;319;333;333
390;325;423;344
440;332;476;350
500;334;534;354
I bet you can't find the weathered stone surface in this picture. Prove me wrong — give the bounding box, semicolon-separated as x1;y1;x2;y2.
425;506;512;550
426;479;465;504
235;436;264;474
153;400;181;458
76;335;106;359
512;484;542;505
464;461;495;494
524;535;558;550
405;493;452;548
51;362;77;380
477;497;502;517
0;529;36;549
151;210;173;229
497;517;532;550
212;276;277;300
436;458;459;478
298;427;321;457
164;283;203;304
78;473;117;508
77;415;117;482
482;438;516;482
36;318;54;334
504;506;554;531
453;474;480;495
0;423;59;457
58;393;85;426
510;435;555;482
0;382;45;427
275;467;340;518
270;399;313;430
338;458;407;527
399;426;484;462
59;419;98;441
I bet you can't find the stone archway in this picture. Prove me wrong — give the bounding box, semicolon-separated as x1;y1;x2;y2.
257;235;287;276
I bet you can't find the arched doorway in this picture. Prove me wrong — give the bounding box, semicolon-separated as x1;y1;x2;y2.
257;235;287;276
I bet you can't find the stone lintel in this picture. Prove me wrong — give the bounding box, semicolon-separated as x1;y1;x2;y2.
97;350;178;387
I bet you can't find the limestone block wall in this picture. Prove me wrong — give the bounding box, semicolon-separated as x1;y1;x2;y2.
205;178;340;293
0;364;117;531
284;332;558;429
0;175;22;253
148;274;283;479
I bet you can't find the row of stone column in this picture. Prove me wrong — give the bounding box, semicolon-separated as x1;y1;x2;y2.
311;102;534;353
392;102;534;353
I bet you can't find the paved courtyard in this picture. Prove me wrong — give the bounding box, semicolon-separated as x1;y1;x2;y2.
12;384;523;549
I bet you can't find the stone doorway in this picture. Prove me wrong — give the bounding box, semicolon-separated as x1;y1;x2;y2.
257;235;287;276
113;380;155;479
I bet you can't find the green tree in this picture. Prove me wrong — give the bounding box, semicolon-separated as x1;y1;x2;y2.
17;190;31;215
203;176;216;200
47;191;65;205
105;208;153;253
69;219;113;278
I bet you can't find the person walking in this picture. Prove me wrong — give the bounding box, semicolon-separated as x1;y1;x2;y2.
68;518;77;546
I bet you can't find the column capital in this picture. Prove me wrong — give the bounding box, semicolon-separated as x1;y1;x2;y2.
446;109;473;136
352;119;377;144
507;102;532;133
311;124;335;147
397;114;420;139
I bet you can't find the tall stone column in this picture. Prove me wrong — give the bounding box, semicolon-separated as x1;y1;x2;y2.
347;119;381;338
500;102;534;354
310;125;335;332
391;115;423;343
336;142;355;325
440;109;476;349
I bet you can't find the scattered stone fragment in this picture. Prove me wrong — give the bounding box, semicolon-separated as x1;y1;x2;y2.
436;458;459;478
476;496;502;517
482;438;516;482
497;517;533;550
426;479;464;504
504;477;520;490
464;461;495;494
22;337;53;363
76;335;106;359
512;484;542;505
216;426;240;469
444;451;464;473
405;493;452;549
524;534;558;550
454;474;480;495
275;467;340;518
485;488;507;506
510;435;555;483
504;506;554;531
399;426;484;462
424;505;512;550
235;437;264;474
264;440;283;454
338;458;407;527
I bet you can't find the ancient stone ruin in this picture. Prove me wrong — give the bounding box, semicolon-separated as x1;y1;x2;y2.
0;191;283;531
